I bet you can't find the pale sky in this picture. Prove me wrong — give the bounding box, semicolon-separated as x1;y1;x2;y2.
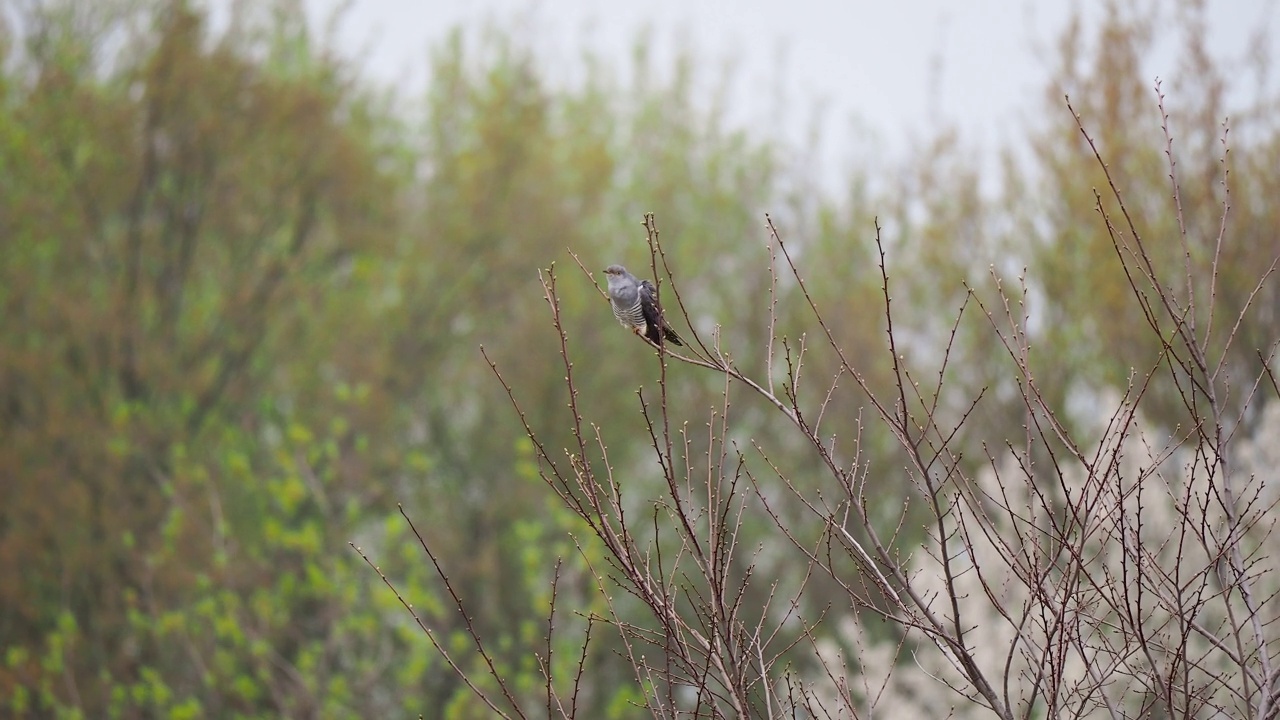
297;0;1277;179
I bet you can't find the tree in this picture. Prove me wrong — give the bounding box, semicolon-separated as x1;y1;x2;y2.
0;1;417;715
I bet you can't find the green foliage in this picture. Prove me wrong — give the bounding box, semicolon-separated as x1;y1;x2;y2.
0;0;419;715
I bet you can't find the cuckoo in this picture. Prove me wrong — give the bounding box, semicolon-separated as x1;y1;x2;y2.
603;264;683;346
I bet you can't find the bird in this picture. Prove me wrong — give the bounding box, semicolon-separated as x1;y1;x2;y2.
602;264;683;346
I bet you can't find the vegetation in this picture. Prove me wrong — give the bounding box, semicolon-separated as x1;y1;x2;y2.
1;0;1277;717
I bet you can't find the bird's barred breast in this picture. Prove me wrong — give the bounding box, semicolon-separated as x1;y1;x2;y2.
612;299;646;328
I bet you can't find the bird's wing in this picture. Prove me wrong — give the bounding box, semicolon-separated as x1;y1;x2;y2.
638;280;665;342
637;279;684;345
639;280;662;320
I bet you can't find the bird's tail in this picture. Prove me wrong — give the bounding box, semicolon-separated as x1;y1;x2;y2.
646;323;684;346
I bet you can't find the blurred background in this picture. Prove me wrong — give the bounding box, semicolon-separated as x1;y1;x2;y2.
2;0;1278;716
295;0;1278;179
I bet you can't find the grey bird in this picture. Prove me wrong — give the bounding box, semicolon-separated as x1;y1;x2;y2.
603;264;683;346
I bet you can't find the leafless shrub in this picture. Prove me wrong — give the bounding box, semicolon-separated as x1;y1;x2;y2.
359;90;1280;718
